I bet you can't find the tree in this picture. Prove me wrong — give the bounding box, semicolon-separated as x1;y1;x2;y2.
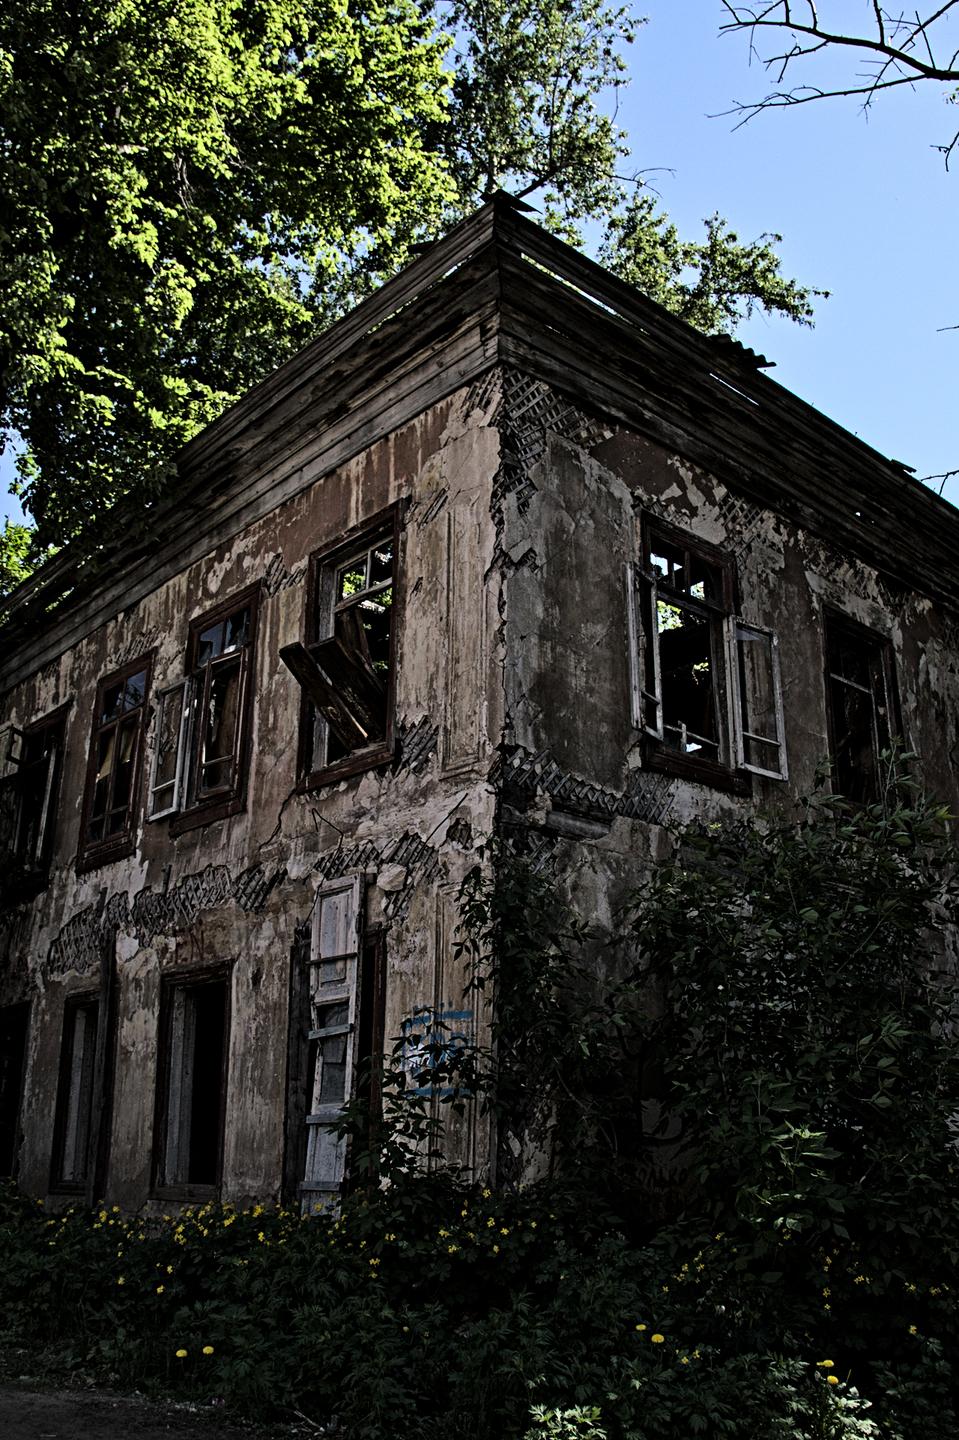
719;2;959;162
0;0;824;571
0;0;455;549
435;0;639;243
600;191;826;332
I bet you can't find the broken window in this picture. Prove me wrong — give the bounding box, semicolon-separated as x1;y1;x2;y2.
823;610;897;804
154;972;229;1197
51;996;98;1191
283;508;399;786
630;518;787;784
147;587;259;830
0;707;67;882
78;659;153;870
0;1002;29;1177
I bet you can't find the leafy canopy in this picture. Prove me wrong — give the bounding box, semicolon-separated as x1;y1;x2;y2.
1;0;824;566
0;0;455;547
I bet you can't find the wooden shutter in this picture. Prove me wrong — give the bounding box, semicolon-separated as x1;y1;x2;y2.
730;619;788;780
301;874;363;1212
627;564;663;739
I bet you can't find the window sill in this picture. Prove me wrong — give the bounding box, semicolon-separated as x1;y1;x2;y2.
298;743;394;793
647;746;751;797
169;796;244;836
152;1184;218;1203
75;834;137;875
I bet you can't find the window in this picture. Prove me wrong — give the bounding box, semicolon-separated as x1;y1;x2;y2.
630;517;787;786
299;876;385;1211
147;587;259;831
0;706;67;882
78;659;153;870
823;610;898;804
154;971;230;1198
282;507;399;787
51;996;98;1191
0;1002;29;1178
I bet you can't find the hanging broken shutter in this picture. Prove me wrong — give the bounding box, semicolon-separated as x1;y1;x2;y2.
301;873;362;1212
729;618;788;780
31;735;59;866
148;680;192;819
627;564;663;739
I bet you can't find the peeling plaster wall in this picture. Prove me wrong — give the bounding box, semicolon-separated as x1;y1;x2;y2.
1;374;505;1207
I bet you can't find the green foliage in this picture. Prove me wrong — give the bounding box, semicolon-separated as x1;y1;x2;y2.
600;191;828;333
619;762;959;1266
0;0;454;549
0;518;38;597
437;0;640;243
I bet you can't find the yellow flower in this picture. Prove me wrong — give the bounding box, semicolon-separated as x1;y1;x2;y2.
156;1286;164;1294
827;1376;839;1386
636;1324;646;1331
909;1325;917;1335
166;1265;173;1273
176;1349;187;1359
118;1277;125;1285
819;1360;835;1369
680;1357;688;1365
202;1347;214;1355
651;1334;665;1344
500;1228;509;1236
493;1245;500;1254
448;1245;458;1253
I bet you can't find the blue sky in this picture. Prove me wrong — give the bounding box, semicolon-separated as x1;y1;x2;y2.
4;0;957;525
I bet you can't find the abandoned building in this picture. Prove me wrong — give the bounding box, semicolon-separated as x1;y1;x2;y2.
2;194;958;1213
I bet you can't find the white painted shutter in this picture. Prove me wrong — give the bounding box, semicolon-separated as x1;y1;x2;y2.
148;680;192;819
301;873;362;1212
730;618;788;780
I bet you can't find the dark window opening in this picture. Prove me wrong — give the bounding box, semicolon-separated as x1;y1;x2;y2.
78;658;153;870
51;997;98;1190
824;612;897;805
283;508;401;789
0;709;66;882
0;1002;29;1177
633;517;787;787
155;975;229;1195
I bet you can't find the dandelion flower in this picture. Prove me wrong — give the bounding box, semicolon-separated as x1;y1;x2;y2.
827;1376;839;1386
203;1347;214;1355
635;1324;646;1331
819;1360;835;1369
176;1349;187;1359
651;1334;664;1344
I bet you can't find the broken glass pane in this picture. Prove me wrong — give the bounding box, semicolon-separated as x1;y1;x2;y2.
657;602;719;760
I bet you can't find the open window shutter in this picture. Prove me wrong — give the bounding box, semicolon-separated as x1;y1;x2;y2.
730;618;788;780
301;873;362;1212
148;680;191;819
628;564;663;739
32;737;59;866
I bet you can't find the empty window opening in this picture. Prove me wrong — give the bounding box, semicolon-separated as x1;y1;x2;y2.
79;659;153;869
0;1002;29;1177
282;509;400;786
156;977;228;1193
824;612;896;805
52;997;98;1190
0;710;65;878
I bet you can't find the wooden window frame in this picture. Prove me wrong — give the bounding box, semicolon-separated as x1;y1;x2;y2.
49;992;99;1194
77;655;154;873
151;963;232;1203
0;702;69;885
167;583;260;836
289;504;402;793
822;607;900;805
632;515;787;793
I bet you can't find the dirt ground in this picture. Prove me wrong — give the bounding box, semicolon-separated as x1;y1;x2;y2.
0;1378;335;1440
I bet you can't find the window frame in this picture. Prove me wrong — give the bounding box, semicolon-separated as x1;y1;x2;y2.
0;703;69;884
50;992;99;1194
822;607;899;805
152;964;232;1202
290;504;402;792
77;655;154;873
159;583;260;836
631;515;787;791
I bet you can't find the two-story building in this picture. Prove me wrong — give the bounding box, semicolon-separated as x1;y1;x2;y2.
2;195;958;1212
